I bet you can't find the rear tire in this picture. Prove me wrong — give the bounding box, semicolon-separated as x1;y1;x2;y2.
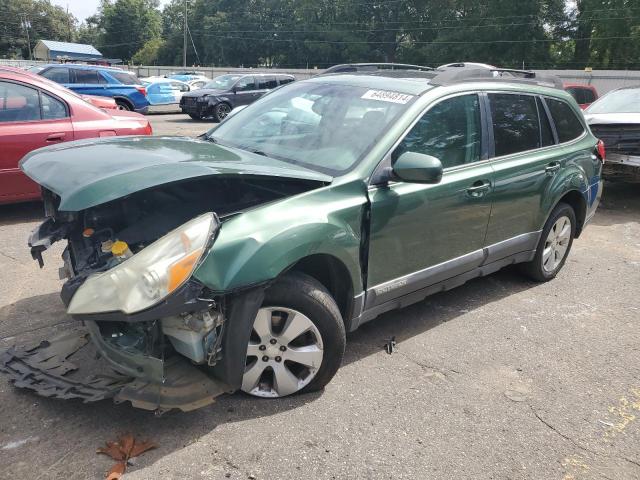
115;99;133;111
241;272;346;398
521;202;576;282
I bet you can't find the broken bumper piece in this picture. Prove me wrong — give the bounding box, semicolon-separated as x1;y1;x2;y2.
0;327;230;413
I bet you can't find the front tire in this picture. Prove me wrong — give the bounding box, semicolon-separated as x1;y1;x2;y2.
213;102;232;122
241;272;346;398
521;202;576;282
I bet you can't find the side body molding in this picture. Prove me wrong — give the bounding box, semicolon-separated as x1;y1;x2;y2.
350;230;541;330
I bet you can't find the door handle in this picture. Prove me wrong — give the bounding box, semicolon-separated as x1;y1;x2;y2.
46;133;66;142
545;162;561;174
466;180;491;197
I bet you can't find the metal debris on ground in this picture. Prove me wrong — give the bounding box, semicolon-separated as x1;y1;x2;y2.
384;336;397;354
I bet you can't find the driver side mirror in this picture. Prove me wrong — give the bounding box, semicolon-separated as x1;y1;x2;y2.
392;151;443;184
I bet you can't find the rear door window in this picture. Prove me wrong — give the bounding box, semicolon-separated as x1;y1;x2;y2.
73;69;105;84
0;81;41;122
278;77;295;86
41;67;70;84
257;76;278;89
108;71;140;85
545;98;585;143
489;93;541;157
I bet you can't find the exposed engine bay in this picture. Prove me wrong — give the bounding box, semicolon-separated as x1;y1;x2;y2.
1;175;322;413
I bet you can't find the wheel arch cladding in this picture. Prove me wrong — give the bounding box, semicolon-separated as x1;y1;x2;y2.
542;165;589;237
557;190;587;237
114;96;134;109
287;253;354;322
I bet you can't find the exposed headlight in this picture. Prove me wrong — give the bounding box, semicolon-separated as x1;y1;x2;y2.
68;213;216;315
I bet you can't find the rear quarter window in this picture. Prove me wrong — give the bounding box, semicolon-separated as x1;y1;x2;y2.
107;71;141;85
279;77;295;85
545;98;585;143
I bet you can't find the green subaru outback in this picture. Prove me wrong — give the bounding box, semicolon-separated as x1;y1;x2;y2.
2;67;603;412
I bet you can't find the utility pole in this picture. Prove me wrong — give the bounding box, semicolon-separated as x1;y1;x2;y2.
183;0;187;67
21;15;32;60
67;4;72;42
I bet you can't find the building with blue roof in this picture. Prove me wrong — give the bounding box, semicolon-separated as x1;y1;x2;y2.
33;40;103;61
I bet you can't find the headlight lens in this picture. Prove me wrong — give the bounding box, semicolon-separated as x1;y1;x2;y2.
67;212;215;315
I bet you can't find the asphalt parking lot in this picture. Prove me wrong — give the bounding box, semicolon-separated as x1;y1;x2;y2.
0;113;639;480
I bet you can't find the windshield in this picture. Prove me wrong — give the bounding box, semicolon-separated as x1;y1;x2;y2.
203;74;243;90
587;88;640;114
207;81;416;175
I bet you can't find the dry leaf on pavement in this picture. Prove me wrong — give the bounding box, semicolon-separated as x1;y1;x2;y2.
97;433;158;479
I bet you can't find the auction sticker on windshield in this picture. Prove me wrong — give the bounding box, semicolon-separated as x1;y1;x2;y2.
361;89;414;104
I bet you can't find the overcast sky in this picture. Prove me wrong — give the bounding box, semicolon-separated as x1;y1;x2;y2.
51;0;172;22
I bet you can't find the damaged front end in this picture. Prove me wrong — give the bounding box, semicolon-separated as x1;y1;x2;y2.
3;200;231;412
1;169;322;412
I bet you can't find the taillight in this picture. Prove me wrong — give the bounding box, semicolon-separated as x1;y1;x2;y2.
143;122;153;135
596;139;606;163
135;86;147;97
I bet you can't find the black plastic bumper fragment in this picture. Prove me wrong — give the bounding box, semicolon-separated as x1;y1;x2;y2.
28;217;71;268
0;329;131;402
0;327;232;412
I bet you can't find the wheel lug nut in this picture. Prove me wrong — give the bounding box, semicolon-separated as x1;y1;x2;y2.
262;355;269;362
269;339;277;345
259;345;266;351
279;345;287;351
275;356;282;362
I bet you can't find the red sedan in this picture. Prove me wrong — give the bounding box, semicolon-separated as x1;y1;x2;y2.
0;66;152;205
564;83;599;110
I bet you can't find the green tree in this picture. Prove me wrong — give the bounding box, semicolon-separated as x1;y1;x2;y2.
99;0;162;61
0;0;77;59
132;37;165;64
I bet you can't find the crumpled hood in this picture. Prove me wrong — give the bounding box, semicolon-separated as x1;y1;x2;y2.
585;112;640;125
20;136;332;211
182;88;227;98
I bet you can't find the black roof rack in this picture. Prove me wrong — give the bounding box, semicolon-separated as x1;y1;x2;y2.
320;63;563;89
322;63;434;74
429;68;563;89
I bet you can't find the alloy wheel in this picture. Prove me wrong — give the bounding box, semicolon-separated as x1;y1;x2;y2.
542;215;571;273
242;306;324;398
217;104;231;119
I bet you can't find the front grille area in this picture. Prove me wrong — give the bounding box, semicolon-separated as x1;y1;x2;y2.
590;124;640;156
181;97;197;107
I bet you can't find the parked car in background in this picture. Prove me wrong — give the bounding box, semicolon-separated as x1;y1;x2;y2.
187;79;207;90
37;64;150;113
0;66;152;205
8;66;602;412
564;83;598;109
180;73;295;121
584;86;640;181
81;94;118;110
168;71;210;83
141;78;190;107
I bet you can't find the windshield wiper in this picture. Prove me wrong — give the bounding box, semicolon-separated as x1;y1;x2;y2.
246;148;269;157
